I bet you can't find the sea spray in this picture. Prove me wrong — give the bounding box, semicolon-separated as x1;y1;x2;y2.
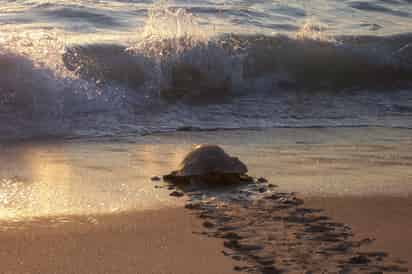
126;0;245;101
295;18;332;42
1;1;412;140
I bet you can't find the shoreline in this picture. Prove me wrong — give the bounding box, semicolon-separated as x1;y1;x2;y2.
1;125;412;146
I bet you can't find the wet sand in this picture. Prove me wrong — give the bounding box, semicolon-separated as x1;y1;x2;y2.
0;207;239;274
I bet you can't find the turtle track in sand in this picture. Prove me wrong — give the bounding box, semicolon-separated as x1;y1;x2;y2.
169;181;409;274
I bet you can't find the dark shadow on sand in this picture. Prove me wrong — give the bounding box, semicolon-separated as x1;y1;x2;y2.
154;177;409;273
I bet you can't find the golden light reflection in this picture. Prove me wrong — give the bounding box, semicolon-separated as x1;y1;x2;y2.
0;145;73;219
130;144;189;178
26;147;72;218
0;142;189;221
1;128;412;222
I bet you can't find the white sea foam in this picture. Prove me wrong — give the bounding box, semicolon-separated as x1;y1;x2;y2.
0;2;412;140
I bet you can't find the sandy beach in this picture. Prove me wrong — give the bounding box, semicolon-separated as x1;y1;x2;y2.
306;196;412;272
2;0;412;271
0;197;410;273
0;207;240;274
0;127;411;273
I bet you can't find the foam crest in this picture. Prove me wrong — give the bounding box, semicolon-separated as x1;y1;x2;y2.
0;28;128;121
124;1;244;101
0;29;67;77
295;18;332;42
141;0;208;42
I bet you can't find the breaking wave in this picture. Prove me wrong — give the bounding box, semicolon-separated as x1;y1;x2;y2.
63;33;412;95
1;3;412;140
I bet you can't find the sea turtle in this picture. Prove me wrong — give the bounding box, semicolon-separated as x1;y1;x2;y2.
163;145;251;184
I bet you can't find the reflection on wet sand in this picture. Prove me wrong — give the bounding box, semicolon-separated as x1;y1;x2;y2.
0;127;411;222
0;142;187;221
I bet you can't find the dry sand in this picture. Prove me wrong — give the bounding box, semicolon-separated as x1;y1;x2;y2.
2;194;409;274
0;207;239;274
306;196;412;271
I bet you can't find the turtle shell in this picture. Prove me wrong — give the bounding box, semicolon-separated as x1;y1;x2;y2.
175;145;248;177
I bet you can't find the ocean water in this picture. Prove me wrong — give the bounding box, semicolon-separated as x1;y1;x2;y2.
0;0;412;139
